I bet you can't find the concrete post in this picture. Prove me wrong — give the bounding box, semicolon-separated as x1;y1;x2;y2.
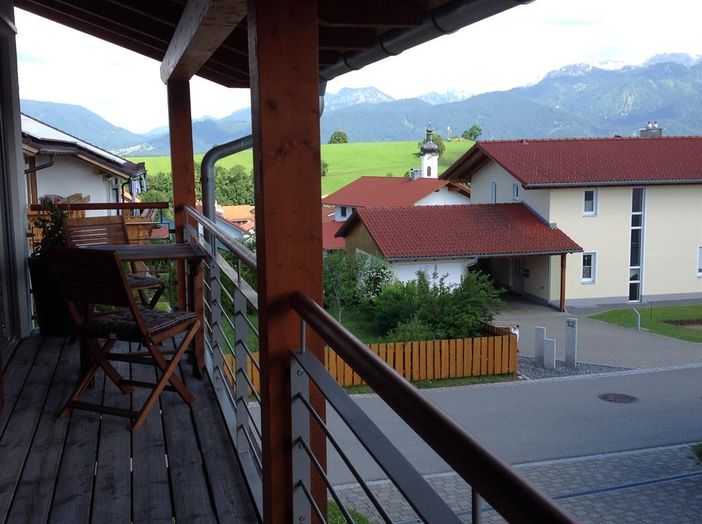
544;338;556;370
565;318;578;368
535;327;546;367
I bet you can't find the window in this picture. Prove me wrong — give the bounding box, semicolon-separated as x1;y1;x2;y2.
581;252;596;283
340;206;347;218
629;188;644;301
491;181;497;204
426;166;432;177
698;246;702;275
512;183;520;202
583;189;597;215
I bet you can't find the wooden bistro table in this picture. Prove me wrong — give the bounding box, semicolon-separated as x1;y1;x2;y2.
90;242;207;376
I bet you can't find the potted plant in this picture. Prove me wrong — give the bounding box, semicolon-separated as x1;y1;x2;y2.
28;197;73;336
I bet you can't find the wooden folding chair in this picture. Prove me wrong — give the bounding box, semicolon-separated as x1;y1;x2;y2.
48;247;201;430
64;216;165;308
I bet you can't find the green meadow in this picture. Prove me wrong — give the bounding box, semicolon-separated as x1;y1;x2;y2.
130;139;474;196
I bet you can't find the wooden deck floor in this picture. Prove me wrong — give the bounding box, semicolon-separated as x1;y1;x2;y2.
0;335;257;523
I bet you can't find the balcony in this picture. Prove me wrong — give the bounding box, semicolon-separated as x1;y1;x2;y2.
0;201;574;523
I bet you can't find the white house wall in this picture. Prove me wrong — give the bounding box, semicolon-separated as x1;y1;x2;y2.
415;186;470;206
391;259;466;287
470;161;550;218
31;155;115;215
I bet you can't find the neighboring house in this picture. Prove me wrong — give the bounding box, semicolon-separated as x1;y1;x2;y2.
321;124;470;251
336;204;581;309
217;204;255;238
22;114;145;209
442;135;702;307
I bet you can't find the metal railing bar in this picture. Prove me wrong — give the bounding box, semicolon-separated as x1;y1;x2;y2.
215;366;238;414
238;368;262;404
238;402;263;443
240;422;264;471
290;292;575;524
298;480;327;524
236;311;260;337
185;205;257;270
295;436;371;524
236;339;261;369
294;392;399;524
293;351;462;523
216;251;259;308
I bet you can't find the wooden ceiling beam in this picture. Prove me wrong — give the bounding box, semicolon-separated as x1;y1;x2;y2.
318;26;376;50
160;0;246;83
15;1;167;60
18;0;174;43
318;0;424;27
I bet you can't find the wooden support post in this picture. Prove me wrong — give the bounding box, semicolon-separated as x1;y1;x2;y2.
166;79;196;310
247;0;326;521
560;253;567;312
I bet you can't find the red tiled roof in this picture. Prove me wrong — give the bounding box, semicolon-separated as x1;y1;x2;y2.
337;204;581;259
442;137;702;187
322;176;450;207
321;205;335;223
322;221;345;251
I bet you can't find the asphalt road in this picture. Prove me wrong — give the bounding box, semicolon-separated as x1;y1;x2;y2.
327;366;702;485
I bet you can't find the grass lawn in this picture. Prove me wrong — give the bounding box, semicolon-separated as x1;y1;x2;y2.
327;307;384;343
129;139;473;196
590;304;702;342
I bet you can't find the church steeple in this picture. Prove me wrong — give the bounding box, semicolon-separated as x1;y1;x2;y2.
420;122;439;156
419;121;439;179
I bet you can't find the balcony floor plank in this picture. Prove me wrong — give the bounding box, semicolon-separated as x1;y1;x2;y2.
5;338;74;523
0;336;63;518
130;346;173;524
0;335;257;523
0;335;42;436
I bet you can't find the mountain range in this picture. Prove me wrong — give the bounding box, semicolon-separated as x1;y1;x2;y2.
20;53;702;157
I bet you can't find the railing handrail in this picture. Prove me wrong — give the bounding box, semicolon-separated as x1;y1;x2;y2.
290;291;576;524
184;205;257;271
28;202;169;211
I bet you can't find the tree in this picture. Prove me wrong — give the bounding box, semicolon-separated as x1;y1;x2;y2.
214;164;254;205
328;130;349;144
462;125;482;141
321;160;329;177
323;251;358;321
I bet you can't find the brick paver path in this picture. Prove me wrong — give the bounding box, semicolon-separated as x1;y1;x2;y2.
334;444;702;523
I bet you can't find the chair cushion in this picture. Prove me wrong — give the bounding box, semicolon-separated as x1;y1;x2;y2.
82;307;197;342
126;273;164;289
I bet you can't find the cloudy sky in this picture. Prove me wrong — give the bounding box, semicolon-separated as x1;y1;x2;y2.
14;0;702;134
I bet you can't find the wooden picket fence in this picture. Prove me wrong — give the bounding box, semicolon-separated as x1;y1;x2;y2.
223;326;518;390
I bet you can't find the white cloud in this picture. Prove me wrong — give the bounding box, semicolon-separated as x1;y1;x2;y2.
13;0;702;133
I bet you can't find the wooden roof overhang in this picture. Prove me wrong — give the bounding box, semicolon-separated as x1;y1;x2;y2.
14;0;532;88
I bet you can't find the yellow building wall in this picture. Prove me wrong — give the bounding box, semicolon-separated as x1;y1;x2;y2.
549;186;631;304
642;185;702;297
522;255;551;302
470;161;550;218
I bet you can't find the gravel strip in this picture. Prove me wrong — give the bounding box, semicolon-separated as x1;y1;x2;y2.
518;355;629;380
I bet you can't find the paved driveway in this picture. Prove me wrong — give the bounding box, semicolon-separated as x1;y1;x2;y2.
494;297;702;369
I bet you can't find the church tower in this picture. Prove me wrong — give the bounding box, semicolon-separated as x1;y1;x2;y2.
419;123;439;179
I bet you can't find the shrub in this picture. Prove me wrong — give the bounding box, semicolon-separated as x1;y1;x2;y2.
386;317;436;342
372;269;504;340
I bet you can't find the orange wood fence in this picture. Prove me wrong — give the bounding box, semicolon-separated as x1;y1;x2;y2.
224;328;518;390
